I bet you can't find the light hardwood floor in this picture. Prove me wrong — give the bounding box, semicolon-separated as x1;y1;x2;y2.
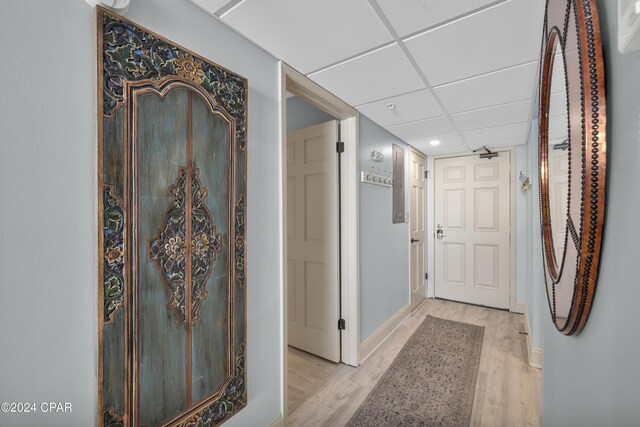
287;298;542;427
287;346;341;414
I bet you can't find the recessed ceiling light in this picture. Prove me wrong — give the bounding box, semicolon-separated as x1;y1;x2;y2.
387;103;396;110
430;140;441;146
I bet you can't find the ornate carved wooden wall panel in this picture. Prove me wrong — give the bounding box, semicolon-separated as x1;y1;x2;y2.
97;8;247;426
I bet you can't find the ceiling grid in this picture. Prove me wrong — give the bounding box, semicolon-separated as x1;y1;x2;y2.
366;0;474;153
191;0;546;155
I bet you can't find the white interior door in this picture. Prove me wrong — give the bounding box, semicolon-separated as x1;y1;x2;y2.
434;153;511;309
410;148;427;311
549;147;569;258
287;120;340;362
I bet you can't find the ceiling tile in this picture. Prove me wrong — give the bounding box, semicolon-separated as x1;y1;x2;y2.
434;61;538;113
386;116;455;140
222;0;393;74
468;137;527;151
422;144;469;156
407;133;466;155
375;0;497;38
463;122;529;144
308;44;425;106
356;89;444;127
450;100;532;131
190;0;234;15
404;0;545;86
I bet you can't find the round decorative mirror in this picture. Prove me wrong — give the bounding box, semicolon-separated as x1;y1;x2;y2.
539;0;606;335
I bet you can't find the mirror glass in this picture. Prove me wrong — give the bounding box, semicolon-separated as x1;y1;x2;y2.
546;41;569;275
539;0;606;336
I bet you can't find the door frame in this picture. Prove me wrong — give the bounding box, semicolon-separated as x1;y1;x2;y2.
408;147;427;311
279;62;360;422
427;147;517;312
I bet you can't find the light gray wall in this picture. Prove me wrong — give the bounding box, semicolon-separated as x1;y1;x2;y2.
541;1;640;425
525;117;546;350
286;96;334;132
359;115;412;342
514;145;528;306
0;2;96;425
0;1;282;426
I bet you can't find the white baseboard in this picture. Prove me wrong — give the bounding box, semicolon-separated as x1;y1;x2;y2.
530;348;543;369
427;285;434;298
522;305;543;369
268;415;284;427
360;304;411;363
514;301;526;314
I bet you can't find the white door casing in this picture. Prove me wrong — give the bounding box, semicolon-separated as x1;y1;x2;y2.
410;148;427;311
287;120;340;362
434;153;511;309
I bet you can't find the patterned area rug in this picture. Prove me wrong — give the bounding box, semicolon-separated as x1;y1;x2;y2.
347;316;484;427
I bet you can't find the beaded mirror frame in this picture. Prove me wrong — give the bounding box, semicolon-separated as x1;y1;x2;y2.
97;7;248;426
538;0;606;335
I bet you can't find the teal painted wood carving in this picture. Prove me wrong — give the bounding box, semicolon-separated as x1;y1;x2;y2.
148;167;223;325
97;7;247;426
104;185;125;323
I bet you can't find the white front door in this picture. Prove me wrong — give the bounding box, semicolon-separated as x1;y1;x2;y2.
287;121;340;362
434;153;511;309
410;148;427;311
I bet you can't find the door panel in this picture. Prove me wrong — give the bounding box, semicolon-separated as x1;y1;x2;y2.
287;121;340;362
474;244;499;289
444;242;465;285
434;153;511;309
137;88;189;426
410;149;427;311
136;87;233;425
304;261;328;331
190;92;231;405
444;189;466;230
474;187;499;231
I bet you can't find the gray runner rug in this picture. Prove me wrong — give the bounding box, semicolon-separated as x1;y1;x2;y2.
347;315;484;427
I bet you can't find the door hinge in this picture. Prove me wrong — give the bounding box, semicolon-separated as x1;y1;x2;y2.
425;273;428;280
336;141;345;154
338;318;346;330
424;171;429;179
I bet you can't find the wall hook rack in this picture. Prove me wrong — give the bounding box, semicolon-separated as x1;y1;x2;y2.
361;169;393;187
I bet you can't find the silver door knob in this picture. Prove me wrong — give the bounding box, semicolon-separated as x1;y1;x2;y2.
436;229;447;239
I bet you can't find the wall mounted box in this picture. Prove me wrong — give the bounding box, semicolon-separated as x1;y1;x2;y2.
392;144;405;223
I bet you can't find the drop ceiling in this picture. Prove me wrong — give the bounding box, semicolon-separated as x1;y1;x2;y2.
191;0;546;155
